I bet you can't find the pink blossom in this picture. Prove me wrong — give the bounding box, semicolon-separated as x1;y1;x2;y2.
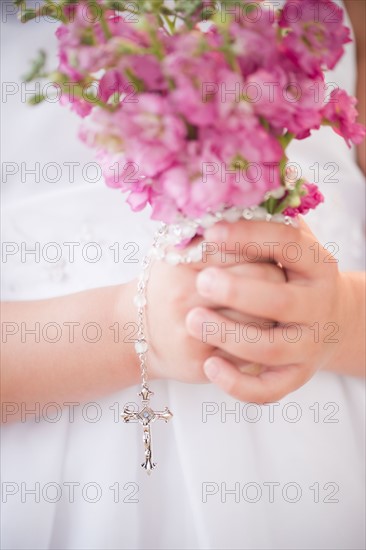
126;187;151;212
163;32;227;127
122;94;186;149
98;70;126;103
321;89;366;147
60;95;93;118
279;0;351;77
150;195;180;224
221;129;283;207
79;107;125;151
98;56;166;104
169;123;285;220
87;95;187;180
246;63;325;137
212;68;256;131
106;14;151;46
118;55;167;92
56;7;159;80
228;4;279;77
153;140;230;221
284;183;324;216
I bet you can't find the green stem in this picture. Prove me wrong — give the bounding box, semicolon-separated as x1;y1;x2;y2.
58;80;115;111
279;131;294;148
162;14;176;34
100;14;112;40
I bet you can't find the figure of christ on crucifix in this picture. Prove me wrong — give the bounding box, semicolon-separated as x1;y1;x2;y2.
121;385;173;474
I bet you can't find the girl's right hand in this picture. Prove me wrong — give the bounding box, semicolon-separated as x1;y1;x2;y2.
146;255;286;384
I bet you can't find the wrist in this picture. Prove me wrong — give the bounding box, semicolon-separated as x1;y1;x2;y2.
112;280;142;387
326;272;366;377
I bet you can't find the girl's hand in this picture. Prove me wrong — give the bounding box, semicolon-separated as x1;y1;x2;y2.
146;250;286;384
185;218;349;403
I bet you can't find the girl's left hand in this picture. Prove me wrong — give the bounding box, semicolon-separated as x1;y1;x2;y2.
186;218;349;403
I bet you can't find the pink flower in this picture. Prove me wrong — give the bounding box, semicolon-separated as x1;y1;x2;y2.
150;195;180;224
88;94;187;179
228;4;279;77
98;70;126;103
119;55;167;92
96;150;153;213
106;14;150;46
60;95;93;118
284;183;324;216
163;32;227;127
56;6;160;80
123;95;186;146
212;68;256;131
79;107;125;152
152;140;230;221
321;89;366;147
98;56;166;104
225;137;283;207
279;0;351;77
93;113;285;224
125;141;179;179
246;63;325;137
126;187;151;212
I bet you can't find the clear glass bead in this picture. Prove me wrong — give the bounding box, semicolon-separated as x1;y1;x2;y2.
134;294;147;308
135;339;148;354
187;245;203;263
200;214;217;228
243;208;254;220
165;252;182;265
222;208;242;223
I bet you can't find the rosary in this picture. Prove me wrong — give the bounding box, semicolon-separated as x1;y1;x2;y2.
121;207;297;474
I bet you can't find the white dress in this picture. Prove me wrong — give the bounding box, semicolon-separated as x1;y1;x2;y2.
1;3;365;549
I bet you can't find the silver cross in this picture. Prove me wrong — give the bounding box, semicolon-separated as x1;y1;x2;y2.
121;385;173;474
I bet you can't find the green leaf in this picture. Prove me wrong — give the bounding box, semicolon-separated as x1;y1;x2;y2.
106;0;127;10
19;8;37;23
28;94;46;105
22;50;47;82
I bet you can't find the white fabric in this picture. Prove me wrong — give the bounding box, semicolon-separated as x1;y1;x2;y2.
1;2;365;549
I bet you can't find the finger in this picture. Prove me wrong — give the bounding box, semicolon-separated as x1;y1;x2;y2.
195;268;315;324
196;220;328;279
186;307;308;367
203;356;313;403
212;348;267;376
223;261;286;283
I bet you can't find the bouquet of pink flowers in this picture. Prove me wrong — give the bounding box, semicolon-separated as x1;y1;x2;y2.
18;0;365;225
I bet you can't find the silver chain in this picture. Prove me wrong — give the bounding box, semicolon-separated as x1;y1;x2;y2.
134;224;168;387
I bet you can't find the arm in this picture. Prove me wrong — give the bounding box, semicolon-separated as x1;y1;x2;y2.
2;255;277;421
330;271;366;376
1;282;140;423
344;0;366;174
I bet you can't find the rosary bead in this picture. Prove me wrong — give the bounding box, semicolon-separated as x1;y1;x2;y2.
222;208;242;223
135;339;148;354
134;294;147;308
165;251;182;265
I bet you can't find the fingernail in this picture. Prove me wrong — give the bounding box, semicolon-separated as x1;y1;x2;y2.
205;223;228;243
204;358;220;381
196;268;218;296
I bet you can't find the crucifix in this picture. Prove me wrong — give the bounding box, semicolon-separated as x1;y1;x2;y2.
121;385;173;474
